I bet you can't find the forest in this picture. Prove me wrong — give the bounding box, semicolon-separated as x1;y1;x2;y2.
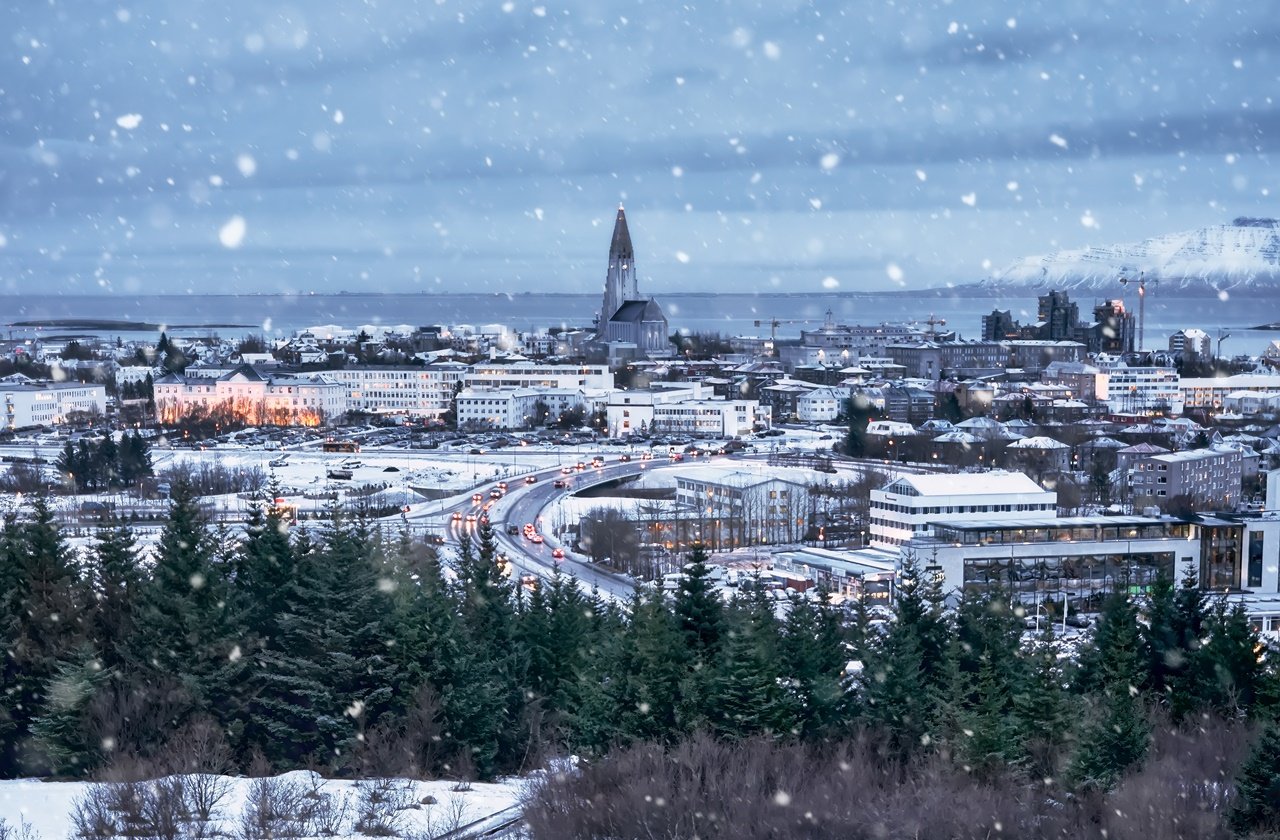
4;483;1280;838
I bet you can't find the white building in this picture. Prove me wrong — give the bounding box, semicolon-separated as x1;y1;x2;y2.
325;362;469;417
674;469;811;548
455;386;586;430
796;386;847;423
465;362;614;391
606;383;768;438
869;470;1057;550
1169;329;1212;358
1223;390;1280;416
3;380;108;429
154;366;346;426
1099;364;1184;415
1181;374;1280;412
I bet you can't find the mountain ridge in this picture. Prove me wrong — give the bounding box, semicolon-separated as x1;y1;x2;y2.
980;218;1280;293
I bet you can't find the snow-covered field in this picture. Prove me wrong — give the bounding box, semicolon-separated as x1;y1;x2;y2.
0;771;524;840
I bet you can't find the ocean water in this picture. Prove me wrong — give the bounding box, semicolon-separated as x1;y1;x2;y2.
2;290;1278;357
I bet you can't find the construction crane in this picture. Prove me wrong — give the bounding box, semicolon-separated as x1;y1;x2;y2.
1119;272;1158;352
753;318;810;356
922;313;947;338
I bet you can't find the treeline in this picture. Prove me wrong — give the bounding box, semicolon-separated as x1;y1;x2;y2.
55;432;153;492
6;490;1280;836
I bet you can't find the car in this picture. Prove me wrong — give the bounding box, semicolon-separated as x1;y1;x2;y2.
670;453;684;461
506;524;521;535
465;513;478;523
575;462;586;471
561;466;574;475
553;479;567;488
525;475;537;484
490;489;503;499
471;492;483;503
451;511;463;522
468;448;483;455
497;481;508;491
530;534;544;544
551;548;565;560
619;454;631;462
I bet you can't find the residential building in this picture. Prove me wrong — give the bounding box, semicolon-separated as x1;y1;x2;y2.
796;386;847;422
869;470;1057;550
1181;374;1280;412
1128;445;1244;510
1169;328;1212;360
1099;363;1184;414
885;340;1006;378
465;361;613;391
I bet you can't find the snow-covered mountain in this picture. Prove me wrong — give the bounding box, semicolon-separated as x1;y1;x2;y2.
983;219;1280;293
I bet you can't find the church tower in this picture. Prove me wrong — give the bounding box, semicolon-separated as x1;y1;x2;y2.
598;204;637;333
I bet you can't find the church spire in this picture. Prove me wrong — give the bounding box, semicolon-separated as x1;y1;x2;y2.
609;204;634;264
599;203;638;335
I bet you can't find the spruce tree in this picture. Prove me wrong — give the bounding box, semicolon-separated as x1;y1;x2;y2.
620;589;687;742
128;478;237;733
779;588;847;738
28;648;109;776
708;599;795;738
1012;627;1073;783
87;518;144;671
1069;592;1151;791
1230;722;1280;836
0;495;88;775
674;543;723;659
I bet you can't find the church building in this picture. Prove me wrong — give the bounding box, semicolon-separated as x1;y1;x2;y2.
595;205;669;359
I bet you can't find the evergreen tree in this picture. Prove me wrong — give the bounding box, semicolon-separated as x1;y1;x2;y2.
128;478;237;734
1230;722;1280;836
673;543;723;660
1012;627;1073;783
87;519;144;671
1069;592;1151;791
620;589;687;742
0;495;89;775
708;599;795;739
779;588;847;738
28;648;110;776
1201;598;1261;717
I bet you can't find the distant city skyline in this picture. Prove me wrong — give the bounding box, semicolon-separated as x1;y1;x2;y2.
1;1;1276;297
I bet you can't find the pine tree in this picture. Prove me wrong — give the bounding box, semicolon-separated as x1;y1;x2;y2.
1230;722;1280;836
779;588;847;738
128;478;237;733
708;600;795;739
1012;627;1073;784
28;648;110;776
1069;592;1151;791
87;519;144;671
0;495;89;775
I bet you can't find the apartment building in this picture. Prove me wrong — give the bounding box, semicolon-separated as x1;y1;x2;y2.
324;362;469;417
1128;445;1244;510
465;361;614;391
606;383;768;438
455;387;585;430
674;469;811;548
1100;364;1184;414
1181;374;1280;412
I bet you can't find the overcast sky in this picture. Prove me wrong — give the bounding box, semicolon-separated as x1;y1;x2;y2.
0;0;1276;296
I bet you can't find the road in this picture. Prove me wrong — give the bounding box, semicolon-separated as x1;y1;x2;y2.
409;449;930;600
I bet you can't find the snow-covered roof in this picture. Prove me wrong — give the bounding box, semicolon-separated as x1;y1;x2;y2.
885;470;1048;497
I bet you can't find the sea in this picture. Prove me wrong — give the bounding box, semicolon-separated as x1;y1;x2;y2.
3;290;1279;357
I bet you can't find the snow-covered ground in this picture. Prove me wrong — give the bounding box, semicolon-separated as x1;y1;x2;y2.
0;771;523;840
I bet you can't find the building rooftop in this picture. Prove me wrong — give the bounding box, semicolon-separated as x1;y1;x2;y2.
882;470;1049;497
